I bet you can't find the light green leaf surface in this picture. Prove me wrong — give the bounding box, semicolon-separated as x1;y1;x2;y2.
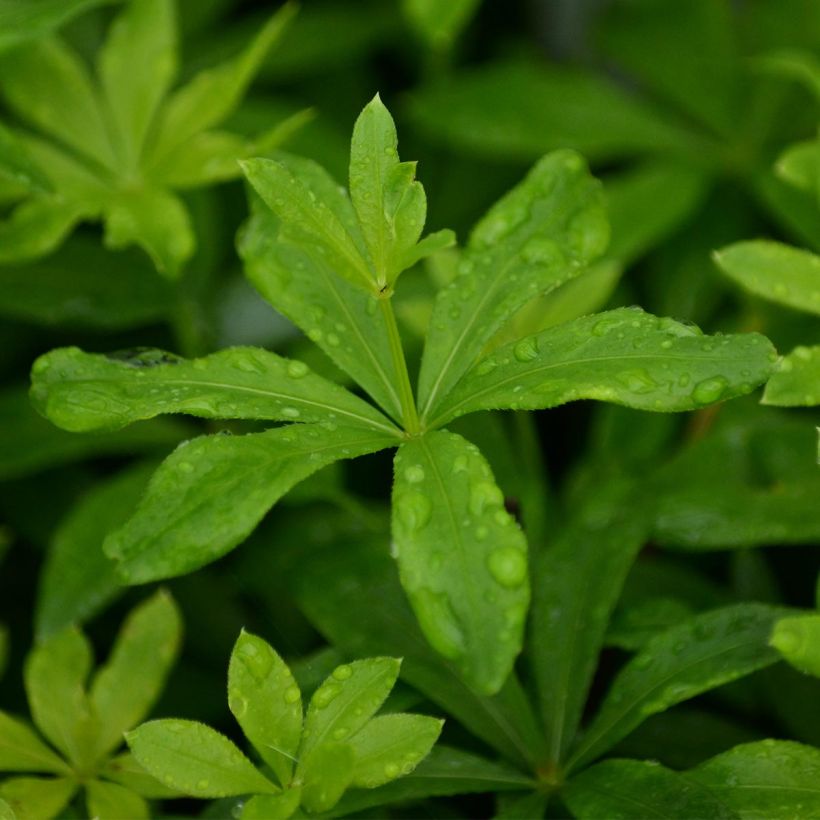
0;777;75;820
691;740;820;818
0;712;70;774
777;138;820;194
348;713;443;788
103;186;194;277
102;752;181;799
242;789;301;820
770;613;820;677
403;0;480;48
239;186;402;420
90;591;182;759
433;308;775;427
0;123;51;192
0;197;89;264
418;149;608;420
228;631;302;787
300;742;354;813
715;240;820;316
0;797;12;820
106;425;394;583
532;484;649;763
24;627;97;769
300;658;400;765
36;462;153;639
567;604;786;772
85;779;148;820
564;759;738;820
31;346;397;435
98;0;177;168
127;719;277;798
764;346;820;406
392;431;529;695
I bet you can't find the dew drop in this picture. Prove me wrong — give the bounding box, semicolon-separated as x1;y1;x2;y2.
396;491;432;532
487;547;527;588
283;685;300;704
287;360;309;378
475;358;498;376
282;406;301;418
384;762;400;778
692;376;728;405
513;337;539;363
313;682;342;708
469;481;504;516
332;664;353;681
404;464;425;484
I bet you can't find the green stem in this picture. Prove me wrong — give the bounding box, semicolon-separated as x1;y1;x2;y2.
379;296;420;434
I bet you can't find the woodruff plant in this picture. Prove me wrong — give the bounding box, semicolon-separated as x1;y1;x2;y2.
30;96;777;696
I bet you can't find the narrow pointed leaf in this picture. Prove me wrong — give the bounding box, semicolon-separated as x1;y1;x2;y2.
90;591;182;759
98;0;177;165
85;780;148;820
0;777;75;820
126;719;278;797
106;425;394;583
532;483;650;763
0;712;71;774
715;240;820;316
102;752;181;798
0;39;115;167
348;713;443;788
24;628;97;768
31;346;397;435
403;0;481;49
763;345;820;406
300;742;354;813
242;789;301;820
0;123;51;193
392;431;529;695
0;197;89;264
239;183;402;420
770;613;820;677
153;3;296;156
777;139;820;193
432;308;776;427
691;740;820;818
418;149;608;420
567;604;787;772
299;658;400;765
228;631;302;787
564;759;739;820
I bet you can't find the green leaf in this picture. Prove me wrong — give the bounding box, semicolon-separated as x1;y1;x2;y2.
532;484;650;763
106;425;393;583
0;797;12;820
0;39;116;167
152;3;296;158
392;431;529;695
103;186;194;277
0;777;75;820
567;604;787;772
35;462;153;639
300;658;400;766
102;752;181;798
239;172;403;421
715;240;820;316
0;712;71;774
403;0;481;49
24;627;98;769
90;591;182;759
495;791;549;819
242;789;301;820
98;0;177;167
0;196;90;264
0;0;118;54
127;719;278;797
777;138;820;194
770;613;820;677
228;631;302;788
0;123;51;193
763;346;820;406
564;759;738;820
690;740;820;818
31;346;397;435
417;149;608;421
300;742;354;813
85;780;148;820
348;713;443;788
431;308;776;428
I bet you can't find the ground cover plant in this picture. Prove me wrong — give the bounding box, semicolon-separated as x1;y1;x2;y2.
0;1;819;818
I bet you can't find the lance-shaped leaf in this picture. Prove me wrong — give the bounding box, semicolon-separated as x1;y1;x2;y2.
770;613;820;677
242;789;302;820
690;740;820;818
566;604;787;773
126;719;278;797
417;150;609;420
90;591;182;760
349;95;453;288
392;431;529;695
0;777;76;820
763;345;820;406
0;712;71;774
404;0;481;49
348;713;443;789
24;627;98;770
301;742;354;813
714;240;820;316
430;308;776;427
86;780;148;820
228;631;302;788
239;181;402;421
31;346;398;436
102;752;180;799
106;425;394;583
532;483;649;763
0;123;51;193
777;138;820;193
564;759;739;820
